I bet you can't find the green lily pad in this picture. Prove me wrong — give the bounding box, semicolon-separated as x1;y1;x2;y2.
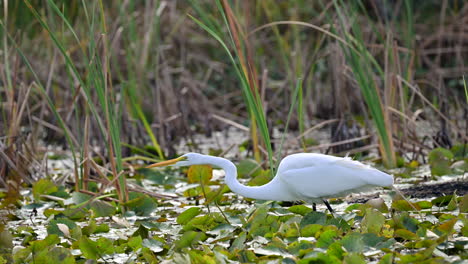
177;207;201;225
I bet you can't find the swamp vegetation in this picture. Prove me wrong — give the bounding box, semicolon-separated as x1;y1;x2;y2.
0;0;467;263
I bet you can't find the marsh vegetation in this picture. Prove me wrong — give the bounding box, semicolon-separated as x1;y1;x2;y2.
0;0;467;263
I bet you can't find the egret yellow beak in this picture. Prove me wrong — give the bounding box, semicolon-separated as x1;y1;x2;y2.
146;156;186;168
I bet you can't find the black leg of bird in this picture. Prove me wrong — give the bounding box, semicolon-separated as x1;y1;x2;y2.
322;199;334;213
312;203;317;211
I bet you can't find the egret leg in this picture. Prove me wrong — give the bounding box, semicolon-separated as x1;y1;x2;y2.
322;199;334;213
312;203;317;211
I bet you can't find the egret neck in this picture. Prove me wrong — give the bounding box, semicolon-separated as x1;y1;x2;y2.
204;155;292;201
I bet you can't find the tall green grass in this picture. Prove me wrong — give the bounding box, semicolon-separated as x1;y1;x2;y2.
22;0;128;202
332;0;396;167
189;0;276;174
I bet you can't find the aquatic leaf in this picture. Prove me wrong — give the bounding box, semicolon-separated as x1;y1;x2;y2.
316;229;338;248
428;147;453;176
125;193;157;216
301;224;322;237
230;231;246;251
175;231;207;251
70;192;116;217
398;245;437;263
366;198;389;213
82;220;97;236
187;165;212;184
142;238;164;253
128;236;143;250
140;168;176;184
0;230;13;250
236;159;261;178
177;207;201;225
33;179;58;201
79;236;114;259
437;218;457;235
391;200;420;211
345;203;362;212
300;211;327;227
299;252;341;264
415;201;432;209
394;229;419;240
90;199;116;217
78;236;99;259
31;246;75;264
206;223;236;237
450;144;468;159
379;253;394;264
248;169;272;186
253;245;292;257
288;204;312;216
47;218;77;237
343;252;366;264
187;250;217;264
431;195;453;207
341;232;365;252
327;241;345;260
361;208;385;234
184;214;220;232
459;193;468;213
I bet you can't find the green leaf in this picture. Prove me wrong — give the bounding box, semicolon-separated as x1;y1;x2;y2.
428;147;453;176
128;236;143;250
248;170;272;186
366;198;389;213
174;231;207;251
288;205;313;216
230;231;246;252
32;246;75;264
33;179;58;201
301;224;322;237
142;238;164;253
447;194;458;211
236;159;261;178
395;229;419;240
317;229;338;248
0;230;13;249
431;195;453;207
71;192;116;217
377;253;393;264
300;252;341;264
187;165;212;184
47;218;78;237
450;144;468;159
361;208;385;234
391;200;420;211
300;211;327;228
344;252;366;264
79;236;100;260
341;232;364;252
125;193;157;216
459;193;468;213
437;218;457;235
177;207;201;225
415;201;432;209
327;241;345;260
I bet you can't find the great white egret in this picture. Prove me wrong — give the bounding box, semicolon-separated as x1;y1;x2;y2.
146;153;393;212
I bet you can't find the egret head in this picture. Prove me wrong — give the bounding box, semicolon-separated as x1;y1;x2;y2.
146;153;205;168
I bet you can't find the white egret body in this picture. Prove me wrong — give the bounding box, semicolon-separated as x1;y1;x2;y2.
147;153;393;205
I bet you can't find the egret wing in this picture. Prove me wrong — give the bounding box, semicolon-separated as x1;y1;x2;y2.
278;158;389;200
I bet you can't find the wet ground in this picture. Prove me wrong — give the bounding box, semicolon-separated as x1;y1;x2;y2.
400;179;468;198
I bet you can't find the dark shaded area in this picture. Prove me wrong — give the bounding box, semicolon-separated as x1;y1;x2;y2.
400;179;468;198
349;179;468;204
